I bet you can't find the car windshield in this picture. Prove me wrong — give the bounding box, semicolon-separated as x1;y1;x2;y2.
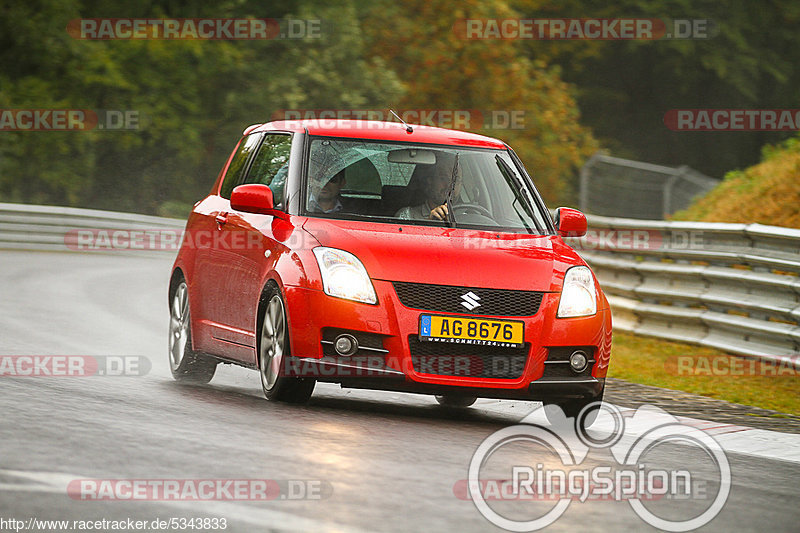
304;138;550;234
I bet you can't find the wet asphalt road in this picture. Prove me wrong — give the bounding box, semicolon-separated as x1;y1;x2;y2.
0;250;798;532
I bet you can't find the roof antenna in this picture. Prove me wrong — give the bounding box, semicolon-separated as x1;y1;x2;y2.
389;109;413;133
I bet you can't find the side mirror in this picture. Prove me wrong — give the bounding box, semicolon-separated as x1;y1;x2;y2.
554;207;587;237
230;184;285;218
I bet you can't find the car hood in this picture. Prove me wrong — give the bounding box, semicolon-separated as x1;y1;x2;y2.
301;218;582;292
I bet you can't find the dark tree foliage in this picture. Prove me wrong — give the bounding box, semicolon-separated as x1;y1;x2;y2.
510;0;800;177
1;0;796;213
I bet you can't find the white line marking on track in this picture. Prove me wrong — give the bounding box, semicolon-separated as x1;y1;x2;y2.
0;468;371;533
474;400;800;464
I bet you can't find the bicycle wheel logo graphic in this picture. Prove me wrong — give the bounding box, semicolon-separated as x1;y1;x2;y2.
467;402;731;532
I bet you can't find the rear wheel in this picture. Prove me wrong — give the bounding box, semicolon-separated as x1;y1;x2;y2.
259;287;315;403
168;279;217;384
435;395;477;408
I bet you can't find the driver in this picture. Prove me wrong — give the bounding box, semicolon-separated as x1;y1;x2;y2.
395;154;462;221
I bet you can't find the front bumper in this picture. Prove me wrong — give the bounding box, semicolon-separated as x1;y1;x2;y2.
282;279;611;400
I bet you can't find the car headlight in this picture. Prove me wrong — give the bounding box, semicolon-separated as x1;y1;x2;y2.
313;247;377;304
557;266;597;318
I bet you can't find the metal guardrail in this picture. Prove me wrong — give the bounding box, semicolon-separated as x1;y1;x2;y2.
2;202;798;362
0;202;184;253
567;214;800;363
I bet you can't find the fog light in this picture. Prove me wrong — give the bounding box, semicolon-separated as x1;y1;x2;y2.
334;334;359;356
569;350;589;373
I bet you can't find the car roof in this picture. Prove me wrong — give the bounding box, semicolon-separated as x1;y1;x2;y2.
244;119;508;149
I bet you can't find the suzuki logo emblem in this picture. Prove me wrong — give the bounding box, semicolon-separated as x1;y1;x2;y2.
460;291;481;311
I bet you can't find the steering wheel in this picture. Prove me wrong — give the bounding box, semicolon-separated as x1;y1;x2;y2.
451;202;493;219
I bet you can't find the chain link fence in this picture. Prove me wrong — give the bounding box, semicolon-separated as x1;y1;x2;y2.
579;153;718;220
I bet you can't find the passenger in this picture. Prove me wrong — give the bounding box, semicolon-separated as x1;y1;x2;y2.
308;169;346;213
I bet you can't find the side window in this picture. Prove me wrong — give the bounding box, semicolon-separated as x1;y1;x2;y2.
244;134;292;206
220;134;262;199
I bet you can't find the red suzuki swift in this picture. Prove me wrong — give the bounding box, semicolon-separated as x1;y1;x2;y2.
168;119;611;417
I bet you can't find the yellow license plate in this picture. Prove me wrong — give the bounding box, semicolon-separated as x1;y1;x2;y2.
419;315;524;348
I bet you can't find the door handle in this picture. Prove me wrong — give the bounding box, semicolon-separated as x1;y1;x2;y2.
215;212;228;227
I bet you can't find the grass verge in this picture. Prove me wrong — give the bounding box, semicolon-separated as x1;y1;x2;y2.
609;332;799;415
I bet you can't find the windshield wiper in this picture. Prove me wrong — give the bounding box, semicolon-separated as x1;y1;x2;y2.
495;154;544;234
511;197;533;235
443;153;459;228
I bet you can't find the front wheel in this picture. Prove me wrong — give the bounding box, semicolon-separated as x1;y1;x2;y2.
435;395;477;408
259;288;315;403
168;279;217;384
544;391;604;429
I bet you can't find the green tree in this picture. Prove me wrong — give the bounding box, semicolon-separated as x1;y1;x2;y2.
361;0;598;204
510;0;800;178
0;0;403;214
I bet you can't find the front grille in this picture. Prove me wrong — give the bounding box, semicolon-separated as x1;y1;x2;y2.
393;282;544;316
408;336;529;379
542;347;595;379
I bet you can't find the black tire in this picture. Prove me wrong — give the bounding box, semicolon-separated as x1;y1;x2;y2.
258;285;315;403
168;278;218;384
544;390;604;429
435;395;478;408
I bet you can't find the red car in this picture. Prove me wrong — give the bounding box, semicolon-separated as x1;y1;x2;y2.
168;119;611;418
